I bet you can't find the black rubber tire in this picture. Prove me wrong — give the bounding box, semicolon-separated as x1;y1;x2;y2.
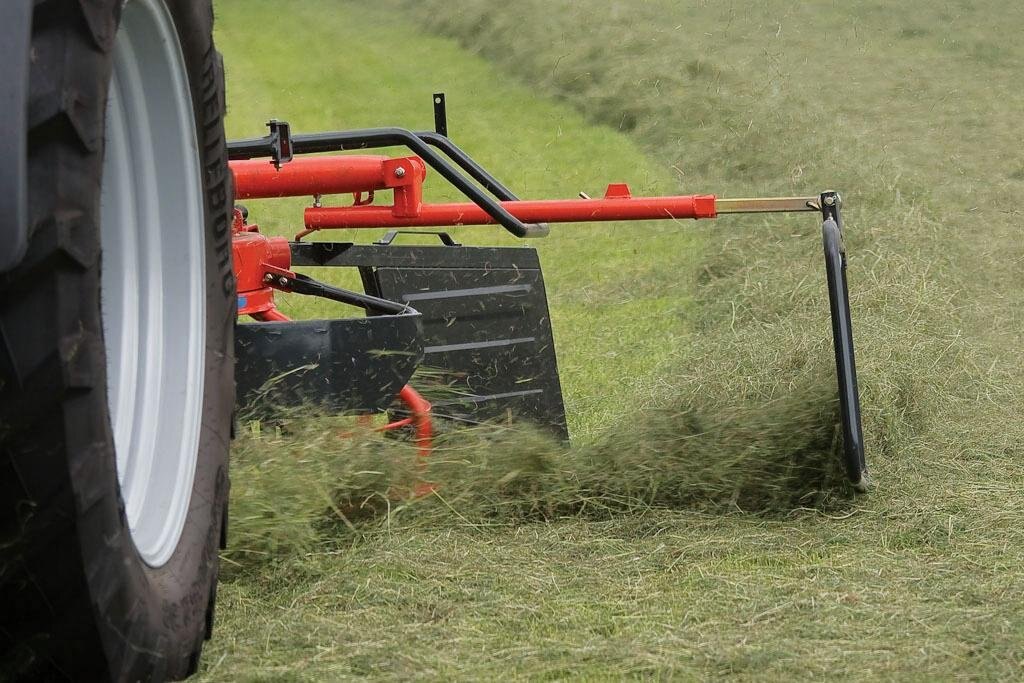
0;1;234;681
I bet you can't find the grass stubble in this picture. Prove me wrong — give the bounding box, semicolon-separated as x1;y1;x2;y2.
202;1;1024;680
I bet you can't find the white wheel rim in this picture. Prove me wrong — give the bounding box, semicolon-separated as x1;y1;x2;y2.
100;0;206;568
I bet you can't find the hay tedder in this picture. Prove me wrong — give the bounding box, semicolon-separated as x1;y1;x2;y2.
226;98;866;489
0;1;864;680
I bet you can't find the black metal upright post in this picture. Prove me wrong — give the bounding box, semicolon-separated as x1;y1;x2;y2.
432;92;448;137
820;191;868;490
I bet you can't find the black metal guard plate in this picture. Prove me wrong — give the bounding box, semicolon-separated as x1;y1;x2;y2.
290;242;541;270
821;209;867;490
235;313;423;415
291;242;569;438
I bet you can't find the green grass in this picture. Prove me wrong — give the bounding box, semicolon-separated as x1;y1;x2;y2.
202;1;1024;680
217;0;701;440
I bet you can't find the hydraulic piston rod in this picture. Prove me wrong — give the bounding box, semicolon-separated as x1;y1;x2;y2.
715;196;821;214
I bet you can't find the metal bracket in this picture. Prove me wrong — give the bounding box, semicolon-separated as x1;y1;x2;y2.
375;230;461;247
433;92;448;137
266;119;293;170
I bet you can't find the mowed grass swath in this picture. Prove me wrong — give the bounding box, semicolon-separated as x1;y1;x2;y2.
200;1;1024;680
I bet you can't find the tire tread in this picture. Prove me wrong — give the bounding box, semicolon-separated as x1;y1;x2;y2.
1;1;231;680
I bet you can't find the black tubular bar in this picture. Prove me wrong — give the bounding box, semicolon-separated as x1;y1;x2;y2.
420;94;527;207
410;131;552;236
285;273;413;316
413;131;520;200
820;191;867;490
227;127;548;238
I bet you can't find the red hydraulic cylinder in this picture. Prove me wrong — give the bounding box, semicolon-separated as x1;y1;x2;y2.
304;193;718;230
231;156;394;199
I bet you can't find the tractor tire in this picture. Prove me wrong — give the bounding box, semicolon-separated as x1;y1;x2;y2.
0;1;234;681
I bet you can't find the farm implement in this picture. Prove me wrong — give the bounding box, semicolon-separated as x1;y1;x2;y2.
226;95;867;491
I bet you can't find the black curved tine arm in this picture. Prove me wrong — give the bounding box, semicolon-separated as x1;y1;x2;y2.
820;191;867;490
413;131;518;200
228;127;548;238
284;272;414;316
413;131;552;238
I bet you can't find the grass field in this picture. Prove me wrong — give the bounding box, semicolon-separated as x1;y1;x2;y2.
203;1;1024;679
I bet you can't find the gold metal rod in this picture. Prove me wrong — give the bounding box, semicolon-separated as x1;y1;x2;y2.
715;196;819;214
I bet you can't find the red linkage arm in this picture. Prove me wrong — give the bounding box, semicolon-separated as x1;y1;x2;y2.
303;191;718;230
